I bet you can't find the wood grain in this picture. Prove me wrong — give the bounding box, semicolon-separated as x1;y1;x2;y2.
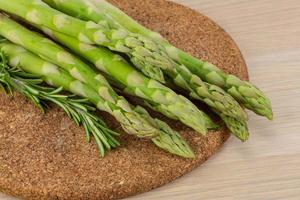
1;0;300;199
128;0;300;199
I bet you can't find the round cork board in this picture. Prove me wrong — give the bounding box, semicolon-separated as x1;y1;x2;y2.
0;0;248;199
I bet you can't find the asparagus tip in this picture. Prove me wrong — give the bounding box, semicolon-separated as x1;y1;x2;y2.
266;112;273;121
183;151;196;159
238;131;249;142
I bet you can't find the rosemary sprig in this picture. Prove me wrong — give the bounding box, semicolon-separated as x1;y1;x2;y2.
0;50;120;157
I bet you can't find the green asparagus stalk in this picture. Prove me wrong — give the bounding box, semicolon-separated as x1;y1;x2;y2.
218;113;249;142
134;106;195;158
0;14;160;138
91;0;273;120
43;29;217;134
35;0;248;121
0;41;195;158
0;43;120;157
91;0;163;40
43;0;113;27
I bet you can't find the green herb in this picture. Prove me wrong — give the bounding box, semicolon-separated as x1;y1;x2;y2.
0;49;120;157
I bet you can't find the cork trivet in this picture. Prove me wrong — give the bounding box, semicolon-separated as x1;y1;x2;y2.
0;0;249;199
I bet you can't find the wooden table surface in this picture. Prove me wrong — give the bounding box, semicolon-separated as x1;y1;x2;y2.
1;0;300;199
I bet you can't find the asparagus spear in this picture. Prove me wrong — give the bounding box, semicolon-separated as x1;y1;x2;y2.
91;0;273;120
0;41;195;158
0;14;160;138
219;113;249;142
43;29;217;134
42;0;112;27
134;106;195;158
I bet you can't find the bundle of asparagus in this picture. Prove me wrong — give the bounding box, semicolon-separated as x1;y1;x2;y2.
91;0;273;120
0;39;195;158
0;0;272;158
36;0;271;119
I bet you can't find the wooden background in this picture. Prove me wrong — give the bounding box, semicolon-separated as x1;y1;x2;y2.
1;0;300;199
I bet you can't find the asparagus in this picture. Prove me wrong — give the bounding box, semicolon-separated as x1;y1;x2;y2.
28;0;249;139
166;49;273;120
43;0;113;27
0;41;195;158
219;113;249;142
0;14;161;138
134;106;195;158
105;73;218;130
1;0;250;122
43;30;251;141
0;1;253;141
47;0;269;120
43;29;218;134
38;0;249;141
0;15;211;135
0;0;170;83
36;0;248;121
91;0;273;120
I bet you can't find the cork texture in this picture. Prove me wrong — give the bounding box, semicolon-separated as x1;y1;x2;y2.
0;0;248;199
